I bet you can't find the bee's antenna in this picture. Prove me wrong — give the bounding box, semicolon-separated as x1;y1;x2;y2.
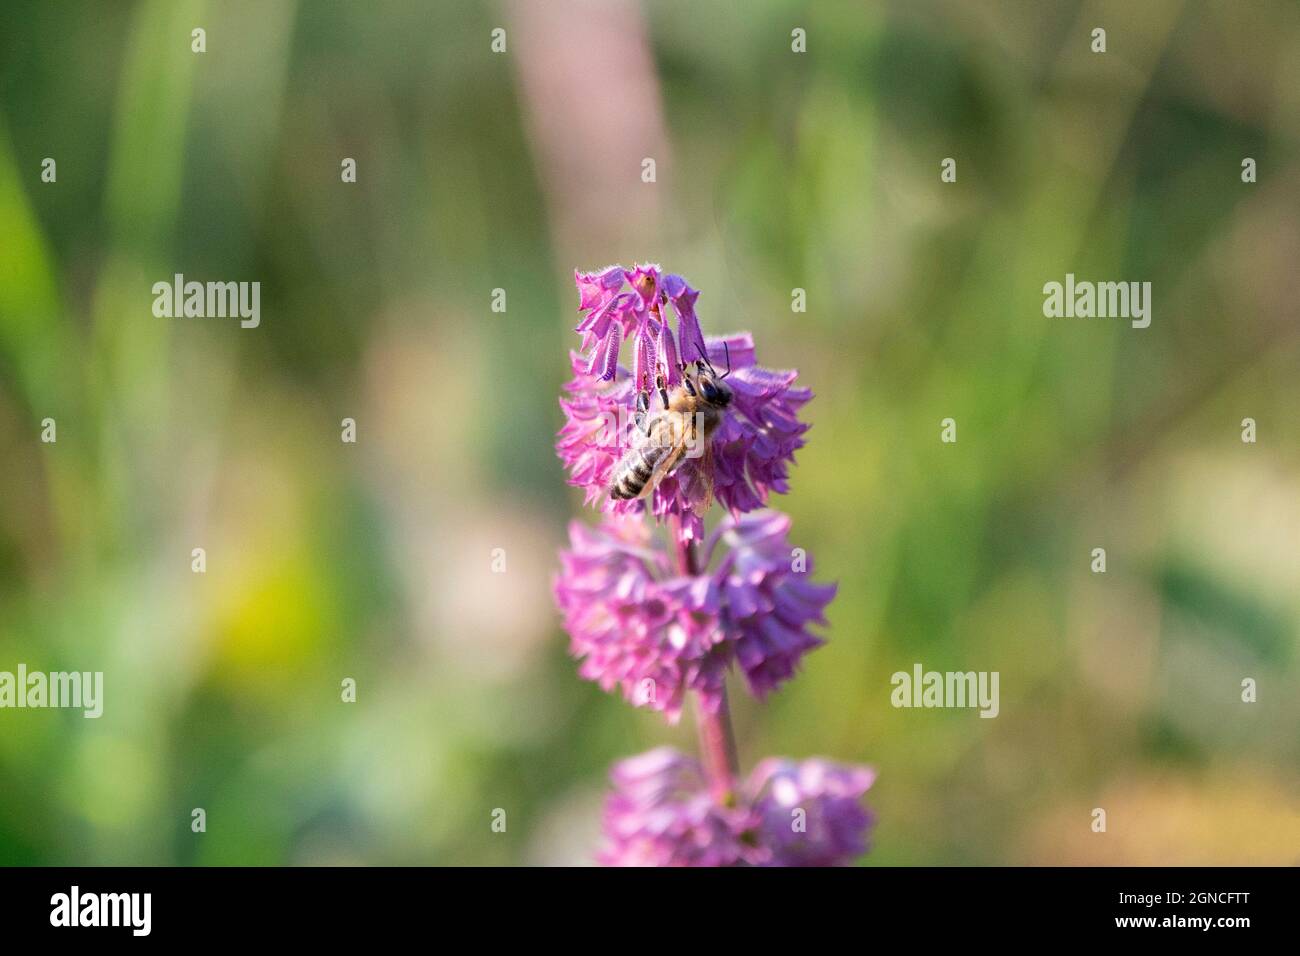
717;340;732;380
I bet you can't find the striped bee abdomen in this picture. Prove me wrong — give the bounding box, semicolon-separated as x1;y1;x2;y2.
609;441;670;500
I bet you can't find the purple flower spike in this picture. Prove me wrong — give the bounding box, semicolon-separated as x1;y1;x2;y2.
598;748;758;867
599;748;875;867
557;261;875;868
571;266;761;421
553;517;729;723
747;758;877;866
556;328;812;520
552;510;833;715
708;511;836;698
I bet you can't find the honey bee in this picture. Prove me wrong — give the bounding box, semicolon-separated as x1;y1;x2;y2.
609;352;732;512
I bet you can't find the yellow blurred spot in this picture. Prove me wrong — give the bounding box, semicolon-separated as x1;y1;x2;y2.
211;552;328;683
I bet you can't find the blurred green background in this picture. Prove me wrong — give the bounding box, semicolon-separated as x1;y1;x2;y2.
1;0;1297;865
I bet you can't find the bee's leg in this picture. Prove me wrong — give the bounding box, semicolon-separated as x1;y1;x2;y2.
679;364;697;397
656;372;670;410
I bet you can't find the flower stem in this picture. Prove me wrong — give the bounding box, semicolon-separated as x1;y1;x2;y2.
695;688;740;803
669;515;741;803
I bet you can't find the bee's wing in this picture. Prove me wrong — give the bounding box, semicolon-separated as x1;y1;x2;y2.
686;439;715;516
638;435;686;500
670;412;714;515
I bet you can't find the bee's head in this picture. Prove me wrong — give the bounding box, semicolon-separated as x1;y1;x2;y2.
697;340;733;406
698;373;732;407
